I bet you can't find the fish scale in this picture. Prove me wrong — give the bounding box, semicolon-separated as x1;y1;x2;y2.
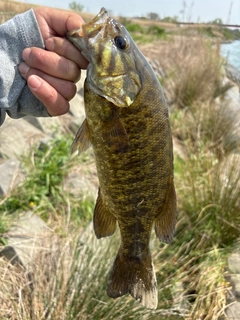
67;7;177;309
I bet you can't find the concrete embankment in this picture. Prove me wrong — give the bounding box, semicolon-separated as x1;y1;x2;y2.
225;63;240;87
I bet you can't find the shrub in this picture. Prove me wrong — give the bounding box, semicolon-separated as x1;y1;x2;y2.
147;25;165;37
126;23;144;34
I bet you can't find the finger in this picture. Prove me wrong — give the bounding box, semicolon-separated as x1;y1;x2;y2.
22;47;80;82
27;75;70;116
34;8;85;37
19;62;77;101
45;37;88;69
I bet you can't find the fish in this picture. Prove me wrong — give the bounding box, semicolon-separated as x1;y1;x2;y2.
67;7;177;309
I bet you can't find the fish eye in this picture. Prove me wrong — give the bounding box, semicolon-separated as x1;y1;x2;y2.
114;36;127;50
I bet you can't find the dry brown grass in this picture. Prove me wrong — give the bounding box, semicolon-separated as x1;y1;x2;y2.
0;0;95;24
0;0;37;23
0;226;183;319
171;100;240;159
0;0;36;13
0;220;230;319
139;35;240;319
140;36;238;158
0;232;73;319
140;37;233;108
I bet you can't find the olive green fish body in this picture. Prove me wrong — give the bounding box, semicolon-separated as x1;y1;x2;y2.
67;8;177;309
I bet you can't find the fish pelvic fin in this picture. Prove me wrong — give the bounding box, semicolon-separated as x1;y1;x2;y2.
107;251;158;309
94;189;116;239
155;177;177;244
71;118;91;154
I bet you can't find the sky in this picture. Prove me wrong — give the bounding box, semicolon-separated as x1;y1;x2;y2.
25;0;240;25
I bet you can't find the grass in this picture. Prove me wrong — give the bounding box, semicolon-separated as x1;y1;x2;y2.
156;35;239;318
0;0;39;24
0;226;183;319
0;134;95;235
0;0;37;13
153;37;233;108
1;11;240;320
118;16;240;44
117;17;167;43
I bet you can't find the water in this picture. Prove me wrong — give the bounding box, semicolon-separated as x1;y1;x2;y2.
221;40;240;72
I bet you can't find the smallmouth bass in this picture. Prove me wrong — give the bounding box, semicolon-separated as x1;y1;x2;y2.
67;8;177;309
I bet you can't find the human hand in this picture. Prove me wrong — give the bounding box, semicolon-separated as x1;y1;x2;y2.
19;7;88;116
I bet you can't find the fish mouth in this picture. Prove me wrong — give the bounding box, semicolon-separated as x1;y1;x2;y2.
90;7;109;24
67;7;109;40
66;7;112;61
67;28;84;38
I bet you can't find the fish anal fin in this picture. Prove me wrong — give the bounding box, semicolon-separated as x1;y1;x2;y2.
94;189;116;239
155;179;177;244
107;251;158;309
102;108;129;154
71;118;91;154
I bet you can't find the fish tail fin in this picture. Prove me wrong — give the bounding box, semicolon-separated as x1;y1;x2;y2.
107;250;158;309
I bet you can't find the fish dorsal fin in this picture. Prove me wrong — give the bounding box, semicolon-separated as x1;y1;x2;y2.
71;119;91;154
155;178;177;244
102;107;129;154
94;189;116;239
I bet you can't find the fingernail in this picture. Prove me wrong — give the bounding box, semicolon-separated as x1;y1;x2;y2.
19;62;30;75
22;47;31;61
28;75;41;89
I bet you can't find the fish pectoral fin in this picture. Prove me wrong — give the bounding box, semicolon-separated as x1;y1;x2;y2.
94;189;116;239
102;108;129;153
71;118;91;154
107;251;158;309
155;178;177;244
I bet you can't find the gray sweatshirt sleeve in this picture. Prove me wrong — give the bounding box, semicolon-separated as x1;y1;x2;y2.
0;9;50;126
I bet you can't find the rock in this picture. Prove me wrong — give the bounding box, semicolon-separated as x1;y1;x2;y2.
69;92;85;123
225;84;240;111
63;161;98;199
228;253;240;274
76;69;86;95
69;72;86;130
0;117;44;159
227;275;240;300
24;115;61;135
228;274;240;286
0;211;51;267
235;283;240;299
38;135;54;151
0;159;23;196
225;302;240;319
24;113;82;137
68;92;86;135
171;281;190;313
226;63;240;87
